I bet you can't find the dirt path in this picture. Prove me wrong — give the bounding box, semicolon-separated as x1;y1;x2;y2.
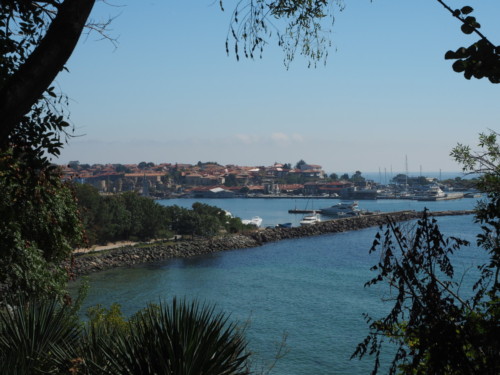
73;241;138;254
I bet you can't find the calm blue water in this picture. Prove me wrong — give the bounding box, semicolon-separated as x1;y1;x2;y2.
160;196;479;228
73;198;487;374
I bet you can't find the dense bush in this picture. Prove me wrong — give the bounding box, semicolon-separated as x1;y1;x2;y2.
74;184;246;245
0;152;83;301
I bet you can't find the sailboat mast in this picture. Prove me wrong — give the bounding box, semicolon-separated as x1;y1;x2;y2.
405;155;408;191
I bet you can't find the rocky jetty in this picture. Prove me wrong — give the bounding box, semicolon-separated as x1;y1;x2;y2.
69;210;473;277
247;210;472;244
69;235;259;277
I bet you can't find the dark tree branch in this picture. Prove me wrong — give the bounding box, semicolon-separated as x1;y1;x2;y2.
0;0;96;146
35;0;62;9
436;0;493;46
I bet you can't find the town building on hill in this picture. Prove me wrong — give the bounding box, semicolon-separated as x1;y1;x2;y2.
59;160;330;197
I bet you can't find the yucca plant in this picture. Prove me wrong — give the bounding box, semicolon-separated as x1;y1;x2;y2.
0;298;83;374
85;298;251;375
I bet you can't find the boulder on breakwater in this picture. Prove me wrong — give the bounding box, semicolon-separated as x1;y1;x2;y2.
69;235;260;277
247;210;472;244
69;210;473;277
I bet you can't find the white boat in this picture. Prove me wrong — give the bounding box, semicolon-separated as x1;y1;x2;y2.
319;201;360;217
242;216;263;227
416;185;447;201
299;213;321;226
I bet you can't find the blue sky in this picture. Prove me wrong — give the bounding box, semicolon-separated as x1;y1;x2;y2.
56;0;500;175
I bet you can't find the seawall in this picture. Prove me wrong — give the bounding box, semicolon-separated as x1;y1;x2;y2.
69;210;473;277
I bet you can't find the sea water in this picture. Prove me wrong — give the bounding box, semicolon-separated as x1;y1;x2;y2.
160;197;479;228
73;199;487;374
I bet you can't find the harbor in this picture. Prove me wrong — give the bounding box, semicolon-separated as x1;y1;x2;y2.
248;190;471;201
73;198;483;375
160;195;481;230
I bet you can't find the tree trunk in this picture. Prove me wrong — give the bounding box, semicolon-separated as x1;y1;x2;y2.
0;0;96;145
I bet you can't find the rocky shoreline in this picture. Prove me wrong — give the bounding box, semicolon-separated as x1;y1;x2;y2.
69;210;473;277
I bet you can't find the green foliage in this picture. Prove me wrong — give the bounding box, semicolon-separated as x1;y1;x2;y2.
0;298;83;374
223;0;343;68
0;152;83;301
281;172;306;184
295;159;307;169
391;174;408;184
0;2;86;302
114;164;131;173
192;202;230;236
86;298;251;374
74;185;169;244
440;3;500;83
0;2;74;163
74;184;246;244
451;131;500;306
192;202;228;221
440;177;478;190
86;303;129;337
173;210;202;237
121;192;167;240
224;173;238;187
0;298;252;375
329;172;339;181
355;132;500;374
351;170;365;183
138;161;155;170
352;212;480;374
74;183;101;244
226;217;247;233
197;161;221;168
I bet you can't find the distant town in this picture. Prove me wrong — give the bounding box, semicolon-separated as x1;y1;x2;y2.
61;160;478;200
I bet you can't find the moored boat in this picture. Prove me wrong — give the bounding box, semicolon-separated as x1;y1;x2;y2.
319;201;360;217
242;216;263;227
299;214;321;226
416;185;447;201
276;222;292;228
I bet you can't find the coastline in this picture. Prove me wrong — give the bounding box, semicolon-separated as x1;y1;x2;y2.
68;210;473;278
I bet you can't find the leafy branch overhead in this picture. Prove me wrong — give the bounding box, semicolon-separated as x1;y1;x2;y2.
222;0;344;68
222;0;500;80
438;2;500;83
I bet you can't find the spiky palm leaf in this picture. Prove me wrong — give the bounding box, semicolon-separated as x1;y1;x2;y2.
85;298;250;375
0;298;82;374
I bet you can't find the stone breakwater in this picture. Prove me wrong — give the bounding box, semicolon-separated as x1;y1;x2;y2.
69;210;473;277
69;235;259;277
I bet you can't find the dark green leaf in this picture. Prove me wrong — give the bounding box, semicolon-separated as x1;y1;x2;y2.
444;50;456;60
461;24;474;34
452;60;466;72
461;6;473;15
